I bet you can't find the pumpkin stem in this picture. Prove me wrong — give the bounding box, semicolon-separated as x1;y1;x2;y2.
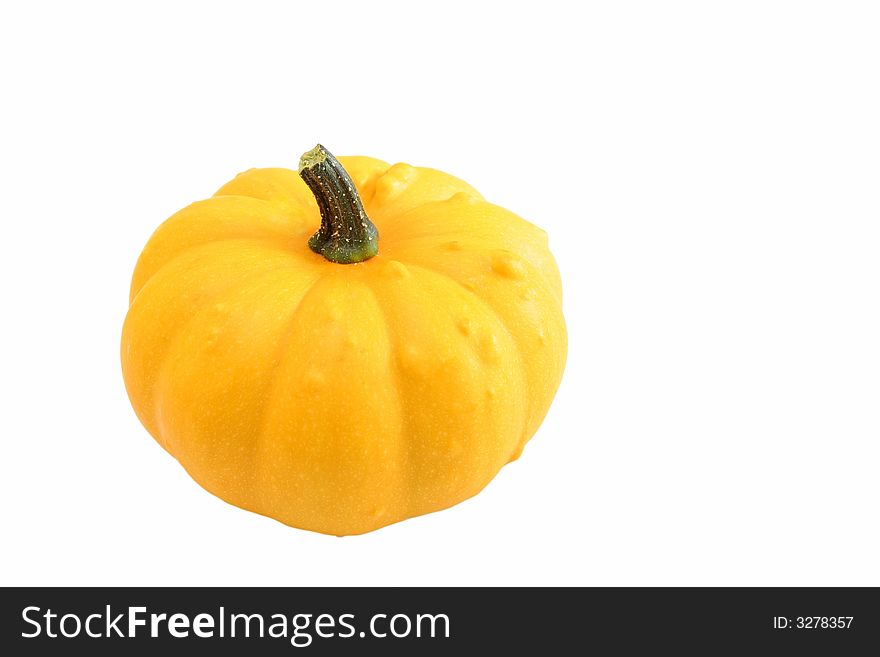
299;144;379;264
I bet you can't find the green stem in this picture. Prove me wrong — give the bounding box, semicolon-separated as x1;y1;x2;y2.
298;144;379;264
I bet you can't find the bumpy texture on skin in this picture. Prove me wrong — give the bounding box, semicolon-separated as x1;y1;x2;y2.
121;156;567;535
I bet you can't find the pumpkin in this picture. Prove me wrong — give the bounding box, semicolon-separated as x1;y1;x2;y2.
121;145;566;536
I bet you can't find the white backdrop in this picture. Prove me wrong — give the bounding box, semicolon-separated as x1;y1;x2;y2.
1;1;878;586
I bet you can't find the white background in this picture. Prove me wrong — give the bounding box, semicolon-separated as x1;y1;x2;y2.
1;1;878;586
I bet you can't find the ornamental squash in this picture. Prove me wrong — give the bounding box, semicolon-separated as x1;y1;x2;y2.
121;145;566;536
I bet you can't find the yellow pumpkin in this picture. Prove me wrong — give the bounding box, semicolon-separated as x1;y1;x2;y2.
121;145;566;535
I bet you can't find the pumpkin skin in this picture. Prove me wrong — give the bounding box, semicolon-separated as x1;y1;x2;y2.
121;152;566;536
